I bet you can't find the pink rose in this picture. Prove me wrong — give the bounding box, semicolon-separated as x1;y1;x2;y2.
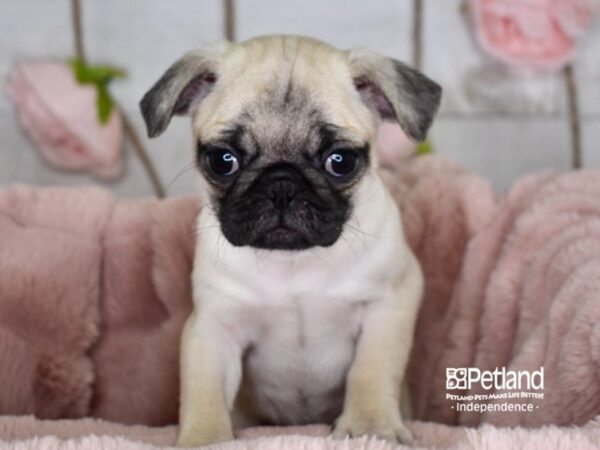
471;0;600;70
7;62;123;179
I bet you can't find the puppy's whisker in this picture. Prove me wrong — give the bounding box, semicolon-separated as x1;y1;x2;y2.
216;232;227;262
166;161;197;192
346;213;376;252
193;224;220;236
343;224;367;255
339;233;359;257
344;219;378;239
307;247;335;269
351;188;381;210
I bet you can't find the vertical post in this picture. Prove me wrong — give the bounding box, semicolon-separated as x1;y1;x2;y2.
412;0;423;70
71;0;86;63
564;64;582;169
223;0;236;42
69;0;165;197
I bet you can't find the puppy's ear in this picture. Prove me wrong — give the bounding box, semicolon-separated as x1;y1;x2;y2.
140;41;229;138
349;49;442;142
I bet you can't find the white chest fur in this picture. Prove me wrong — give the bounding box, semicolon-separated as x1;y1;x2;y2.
190;176;409;425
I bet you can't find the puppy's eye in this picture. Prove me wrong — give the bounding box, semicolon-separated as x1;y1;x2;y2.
206;150;239;177
324;151;357;177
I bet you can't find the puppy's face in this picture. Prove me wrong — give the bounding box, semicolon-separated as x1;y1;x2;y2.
141;36;441;250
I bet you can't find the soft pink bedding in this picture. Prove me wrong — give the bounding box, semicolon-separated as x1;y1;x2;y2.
1;415;599;449
1;154;599;448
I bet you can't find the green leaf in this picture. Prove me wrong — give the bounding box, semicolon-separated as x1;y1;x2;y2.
69;58;124;125
87;64;126;81
96;83;113;124
415;140;434;156
69;58;126;84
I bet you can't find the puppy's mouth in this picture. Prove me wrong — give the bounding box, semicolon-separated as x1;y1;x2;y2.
251;224;313;251
219;202;344;251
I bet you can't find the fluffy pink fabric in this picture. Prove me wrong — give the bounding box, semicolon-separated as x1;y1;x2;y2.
393;159;600;427
0;186;113;418
91;194;196;425
470;0;600;70
6;62;123;179
0;415;599;449
1;156;600;434
0;186;197;423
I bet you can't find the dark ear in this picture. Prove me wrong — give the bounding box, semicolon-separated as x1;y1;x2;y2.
349;49;442;142
140;42;229;138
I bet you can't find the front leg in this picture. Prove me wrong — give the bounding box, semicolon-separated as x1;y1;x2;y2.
176;310;243;447
333;252;423;445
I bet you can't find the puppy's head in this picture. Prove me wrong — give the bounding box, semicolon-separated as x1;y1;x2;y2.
141;35;441;250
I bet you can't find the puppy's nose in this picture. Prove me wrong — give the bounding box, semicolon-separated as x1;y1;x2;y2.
263;166;301;211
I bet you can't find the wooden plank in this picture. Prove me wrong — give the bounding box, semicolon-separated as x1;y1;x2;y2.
236;0;413;61
0;0;72;112
574;22;600;117
83;0;224;109
429;117;571;189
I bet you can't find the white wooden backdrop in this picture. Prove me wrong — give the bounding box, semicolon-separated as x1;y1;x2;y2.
1;0;598;196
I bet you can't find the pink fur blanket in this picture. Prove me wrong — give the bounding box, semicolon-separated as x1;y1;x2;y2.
1;415;600;449
1;155;599;447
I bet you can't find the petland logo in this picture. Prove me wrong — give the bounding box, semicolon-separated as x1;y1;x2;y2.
446;367;544;391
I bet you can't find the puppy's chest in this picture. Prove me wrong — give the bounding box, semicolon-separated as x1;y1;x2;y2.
241;296;365;424
197;216;404;423
250;293;365;353
223;255;378;370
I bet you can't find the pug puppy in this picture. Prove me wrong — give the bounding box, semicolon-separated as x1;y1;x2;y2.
140;35;441;447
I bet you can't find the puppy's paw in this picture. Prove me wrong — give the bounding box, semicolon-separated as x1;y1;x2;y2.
176;427;234;447
332;413;414;446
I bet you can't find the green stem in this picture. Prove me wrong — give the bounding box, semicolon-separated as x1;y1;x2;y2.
70;0;165;197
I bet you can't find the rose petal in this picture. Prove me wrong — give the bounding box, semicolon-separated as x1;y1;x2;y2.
7;62;123;179
471;0;597;70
